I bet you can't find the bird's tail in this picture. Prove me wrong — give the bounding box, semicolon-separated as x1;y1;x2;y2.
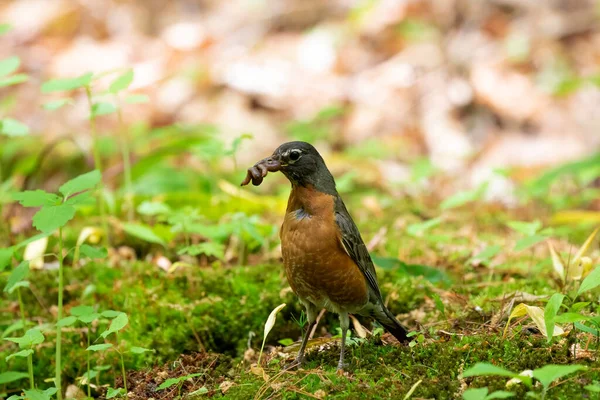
374;303;410;343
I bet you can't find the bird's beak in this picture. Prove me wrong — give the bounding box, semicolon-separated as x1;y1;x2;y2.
240;154;281;186
262;154;282;172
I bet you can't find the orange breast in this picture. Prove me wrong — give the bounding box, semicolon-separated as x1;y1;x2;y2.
280;186;368;311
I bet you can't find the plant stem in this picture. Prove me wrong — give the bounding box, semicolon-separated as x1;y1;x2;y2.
17;288;34;389
27;354;34;390
86;326;91;398
85;86;109;247
115;101;134;222
55;227;64;400
117;334;128;394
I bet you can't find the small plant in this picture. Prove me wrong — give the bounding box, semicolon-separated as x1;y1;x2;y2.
3;260;34;389
507;220;551;252
4;327;44;391
504;228;600;345
12;170;101;399
85;310;152;398
462;387;514;400
156;373;203;396
462;362;587;399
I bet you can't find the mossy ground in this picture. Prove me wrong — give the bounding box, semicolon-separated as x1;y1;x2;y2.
2;188;599;399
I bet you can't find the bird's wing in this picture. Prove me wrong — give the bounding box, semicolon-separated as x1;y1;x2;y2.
334;197;383;300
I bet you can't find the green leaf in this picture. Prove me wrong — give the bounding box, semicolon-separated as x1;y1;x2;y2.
12;190;60;207
585;384;600;392
59;169;101;197
507;220;541;236
65;191;93;205
463;388;488;400
5;349;33;361
473;245;502;263
78;313;101;324
1;118;29;137
86;343;113;352
129;346;152;354
440;186;484;210
575;321;599;335
532;364;586;389
109;70;134;93
101;313;128;338
23;389;51;400
5;328;44;348
0;73;29;88
544;293;564;342
81;369;99;383
0;56;20;78
462;363;518;378
124;94;149;104
514;235;546;251
571;302;590;313
178;242;225;259
137;201;171;216
554;313;591;324
4;261;29;294
2;321;25;338
56;316;78;327
70;305;95;317
0;371;29;384
278;338;294;346
485;390;515;400
32;204;76;232
189;387;208;396
41;72;92;93
0;247;14;272
406;217;442;236
157;373;202;390
9;281;30;291
122;222;166;245
80;245;108;259
106;387;125;399
101;310;122;318
42;99;73;111
577;267;600;297
91;102;117;117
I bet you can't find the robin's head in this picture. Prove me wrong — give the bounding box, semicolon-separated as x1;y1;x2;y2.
242;141;337;195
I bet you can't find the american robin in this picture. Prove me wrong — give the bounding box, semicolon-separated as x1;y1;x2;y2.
241;141;409;370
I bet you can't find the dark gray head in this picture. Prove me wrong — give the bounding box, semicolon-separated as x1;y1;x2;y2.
270;141;337;195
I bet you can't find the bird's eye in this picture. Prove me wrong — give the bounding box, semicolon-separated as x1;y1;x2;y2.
289;150;301;161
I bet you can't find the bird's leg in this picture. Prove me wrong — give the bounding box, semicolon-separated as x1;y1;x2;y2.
337;312;350;371
294;319;316;367
291;303;318;368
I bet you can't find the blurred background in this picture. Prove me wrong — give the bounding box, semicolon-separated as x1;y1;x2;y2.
1;0;600;236
2;0;600;201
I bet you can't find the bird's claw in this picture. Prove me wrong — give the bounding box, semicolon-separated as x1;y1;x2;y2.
285;356;305;370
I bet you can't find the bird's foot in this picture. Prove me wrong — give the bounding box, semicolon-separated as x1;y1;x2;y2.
285;356;305;370
336;361;348;374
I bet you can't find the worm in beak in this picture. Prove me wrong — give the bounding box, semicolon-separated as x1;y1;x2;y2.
240;156;281;186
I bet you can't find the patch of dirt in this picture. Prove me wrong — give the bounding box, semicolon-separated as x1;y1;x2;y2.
118;352;235;399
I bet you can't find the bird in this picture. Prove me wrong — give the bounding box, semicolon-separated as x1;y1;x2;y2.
241;141;409;370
